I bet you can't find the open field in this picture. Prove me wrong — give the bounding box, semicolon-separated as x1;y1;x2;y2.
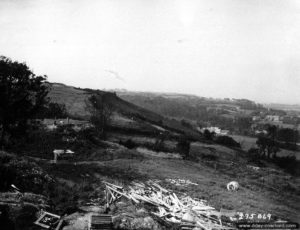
230;135;257;151
231;134;300;160
31;144;300;223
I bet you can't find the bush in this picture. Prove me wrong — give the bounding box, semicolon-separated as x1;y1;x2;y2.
203;130;215;141
273;156;300;175
247;148;266;167
176;137;190;158
15;205;38;229
44;182;79;214
37;102;68;119
0;153;53;194
181;119;193;129
215;136;240;148
119;139;136;149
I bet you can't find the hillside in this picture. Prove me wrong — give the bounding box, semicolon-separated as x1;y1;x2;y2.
2;139;300;229
266;103;300;112
115;91;265;127
47;83;91;119
1;83;300;229
47;83;202;139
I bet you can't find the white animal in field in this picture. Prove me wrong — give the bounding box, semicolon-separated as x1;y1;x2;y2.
227;181;239;191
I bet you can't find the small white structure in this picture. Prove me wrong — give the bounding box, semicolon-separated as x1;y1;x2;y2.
46;124;57;131
265;115;280;122
227;181;239;191
199;127;229;136
219;130;229;136
52;149;74;163
255;130;268;135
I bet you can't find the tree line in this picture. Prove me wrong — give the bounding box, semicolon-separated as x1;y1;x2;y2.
0;56;111;147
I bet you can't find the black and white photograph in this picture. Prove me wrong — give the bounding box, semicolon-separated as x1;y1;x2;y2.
0;0;299;229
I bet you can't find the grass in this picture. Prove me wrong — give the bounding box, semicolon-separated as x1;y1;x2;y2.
230;135;257;150
231;134;300;160
108;156;300;222
48;83;91;119
2;135;300;226
49;83;202;140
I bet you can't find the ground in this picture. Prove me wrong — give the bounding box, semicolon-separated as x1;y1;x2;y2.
32;141;300;224
1;137;300;229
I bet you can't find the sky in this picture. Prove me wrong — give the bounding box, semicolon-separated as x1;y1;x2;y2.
0;0;300;104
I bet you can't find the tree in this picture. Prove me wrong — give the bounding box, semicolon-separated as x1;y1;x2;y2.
256;136;280;158
38;102;67;118
235;117;252;134
154;132;168;152
0;56;49;145
203;129;215;141
266;125;277;140
176;136;191;159
88;93;112;139
277;128;298;144
256;136;267;157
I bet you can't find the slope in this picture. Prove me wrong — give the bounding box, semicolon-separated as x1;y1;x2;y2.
47;83;202;139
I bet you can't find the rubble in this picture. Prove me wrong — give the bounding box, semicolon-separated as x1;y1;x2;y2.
104;181;236;230
166;178;199;186
0;192;49;209
34;210;61;229
247;165;260;171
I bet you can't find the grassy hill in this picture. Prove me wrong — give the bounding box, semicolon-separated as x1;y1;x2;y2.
115;90;265;121
2;140;299;228
47;83;91;119
114;90;268;137
47;83;202;139
1;83;300;229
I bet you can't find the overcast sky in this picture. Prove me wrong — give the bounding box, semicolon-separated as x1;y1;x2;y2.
1;0;300;104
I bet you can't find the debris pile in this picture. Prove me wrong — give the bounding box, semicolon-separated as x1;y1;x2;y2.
104;181;235;230
165;178;198;186
90;214;113;230
34;210;62;229
0;192;49;209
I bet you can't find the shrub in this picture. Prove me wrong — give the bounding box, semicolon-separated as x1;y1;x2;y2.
15;205;38;229
181;119;193;129
37;102;68;119
273;156;300;175
203;129;215;141
247;148;265;167
119;139;136;149
176;137;191;158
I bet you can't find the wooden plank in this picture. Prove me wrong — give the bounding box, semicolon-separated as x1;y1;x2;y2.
105;185;134;201
103;181;123;189
151;182;169;193
55;219;64;230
